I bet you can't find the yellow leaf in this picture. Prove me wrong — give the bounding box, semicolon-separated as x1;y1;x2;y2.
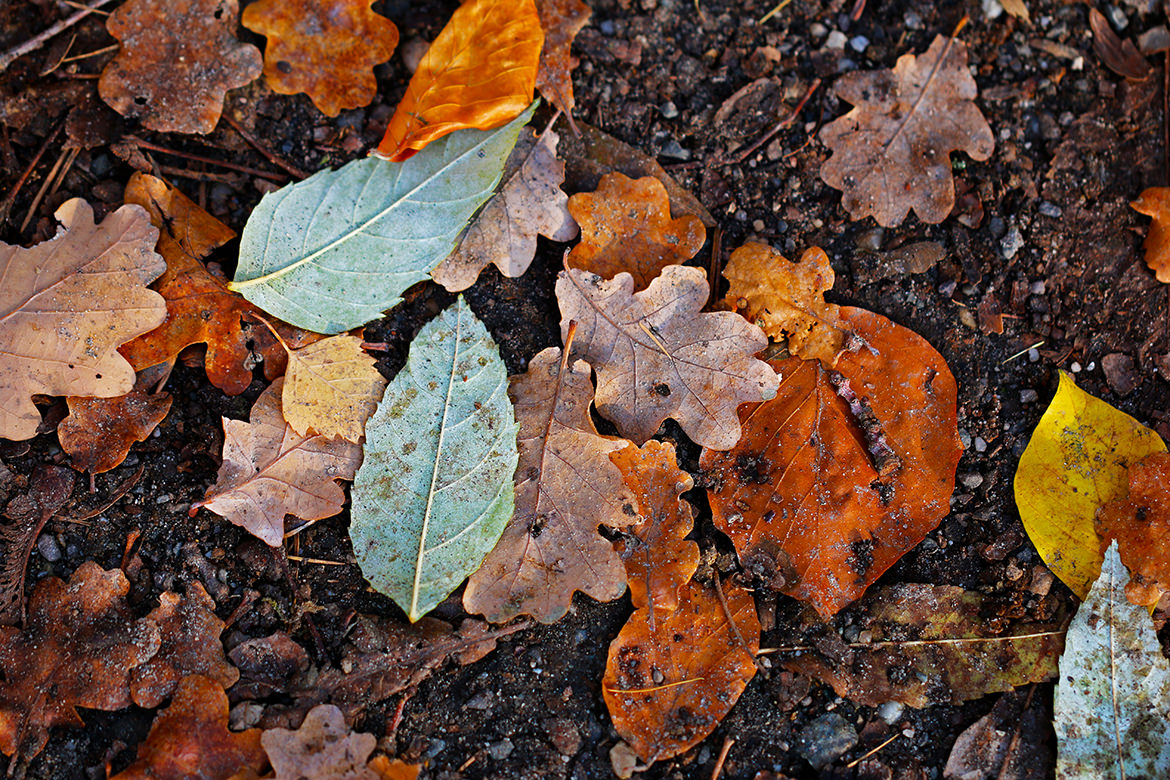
1014;372;1165;598
282;333;387;442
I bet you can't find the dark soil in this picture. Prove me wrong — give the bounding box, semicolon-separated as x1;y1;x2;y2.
2;0;1170;778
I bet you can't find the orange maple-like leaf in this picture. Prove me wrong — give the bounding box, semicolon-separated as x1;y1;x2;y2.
373;0;543;162
1131;187;1170;283
1095;452;1170;606
59;365;172;474
534;0;590;114
242;0;399;118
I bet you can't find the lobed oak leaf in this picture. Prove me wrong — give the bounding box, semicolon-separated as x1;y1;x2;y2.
260;704;384;780
193;378;361;547
99;0;262;135
242;0;399;118
534;0;591;114
1094;452;1170;606
556;265;778;449
59;366;172;474
0;465;76;626
374;0;543;161
464;347;637;624
1131;187;1170;283
819;36;994;227
281;333;386;442
0;198;166;441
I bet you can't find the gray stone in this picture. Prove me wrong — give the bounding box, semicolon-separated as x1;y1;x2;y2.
797;712;857;769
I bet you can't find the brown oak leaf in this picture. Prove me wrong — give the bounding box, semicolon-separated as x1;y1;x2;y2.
1131;187;1170;284
535;0;591;114
0;199;166;441
59;367;172;474
1089;7;1151;82
99;0;262;134
1095;452;1170;606
282;333;386;442
556;265;778;449
241;0;399;118
0;465;76;626
565;173;706;291
0;563;161;762
819;36;994;227
192;378;361;547
464;347;637;624
260;704;384;780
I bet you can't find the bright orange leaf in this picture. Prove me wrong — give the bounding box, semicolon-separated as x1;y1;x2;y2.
534;0;590;114
1095;452;1170;606
1131;187;1170;284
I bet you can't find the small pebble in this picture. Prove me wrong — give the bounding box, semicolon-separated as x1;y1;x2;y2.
1071;361;1082;373
659;101;679;119
36;534;62;562
826;30;848;50
797;713;857;769
1000;226;1024;259
960;473;984;490
659;139;691;161
599;19;615;35
1029;280;1046;294
1038;202;1062;218
488;738;515;761
1028;348;1039;363
1020;389;1039;403
752;219;765;232
974;436;988;453
849;35;870;53
877;701;904;724
904;11;923;28
1105;5;1128;29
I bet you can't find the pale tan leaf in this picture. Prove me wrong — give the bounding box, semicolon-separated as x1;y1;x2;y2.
261;704;383;780
282;333;386;442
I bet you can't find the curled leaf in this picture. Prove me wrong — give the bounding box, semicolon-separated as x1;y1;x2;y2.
535;0;591;113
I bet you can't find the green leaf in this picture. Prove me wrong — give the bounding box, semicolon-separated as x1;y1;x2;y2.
350;296;518;621
1054;541;1170;779
229;104;537;334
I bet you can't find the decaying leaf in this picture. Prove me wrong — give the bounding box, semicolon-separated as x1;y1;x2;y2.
535;0;591;113
1054;542;1170;779
1094;452;1170;606
944;690;1052;780
125;173;238;266
261;704;384;780
374;0;543;161
242;0;399;117
603;579;759;764
1131;186;1170;283
557;265;778;449
819;36;995;226
0;199;166;441
702;307;962;616
723;243;845;365
0;465;76;627
99;0;262;134
281;333;386;442
59;367;172;474
431;127;578;292
0;563;161;762
464;347;636;624
1014;371;1165;599
1089;7;1151;82
194;377;362;547
566;173;706;291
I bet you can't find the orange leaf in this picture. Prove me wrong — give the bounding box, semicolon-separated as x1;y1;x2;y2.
1095;452;1170;606
373;0;543;162
534;0;590;114
566;173;706;290
59;366;172;474
242;0;399;117
701;306;962;617
1131;187;1170;283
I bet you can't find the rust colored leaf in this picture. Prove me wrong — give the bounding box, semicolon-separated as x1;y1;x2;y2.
1131;187;1170;283
0;563;161;762
0;199;166;441
242;0;399;117
368;758;420;780
193;378;362;547
723;243;846;366
819;36;994;227
110;674;267;780
701;307;962;617
464;347;637;624
603;579;759;764
1089;7;1152;82
534;0;590;114
1095;452;1170;606
261;703;386;780
566;173;706;291
59;369;172;474
0;465;76;626
281;333;386;443
374;0;543;161
99;0;262;134
556;265;778;449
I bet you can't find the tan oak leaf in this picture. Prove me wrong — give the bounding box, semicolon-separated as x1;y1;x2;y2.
261;704;384;780
282;333;386;442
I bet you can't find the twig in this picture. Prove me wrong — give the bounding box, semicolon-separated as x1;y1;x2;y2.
285;555;346;565
19;146;71;232
0;120;64;227
156;165;247;185
756;629;1066;654
716;78;821;167
846;732;901;768
996;685;1037;780
127;136;289;182
710;737;734;780
606;677;704;695
757;0;792;25
0;0;116;72
713;575;765;673
222;113;310;180
42;42;118;76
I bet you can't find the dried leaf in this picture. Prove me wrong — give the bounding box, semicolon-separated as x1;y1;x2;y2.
556;265;778;449
431;127;577;292
1094;452;1170;606
944;690;1052;780
228;632;309;700
59;369;172;474
1131;186;1170;283
723;243;845;365
99;0;262;134
535;0;591;113
282;333;387;442
194;377;362;547
374;0;543;161
0;563;161;761
819;36;995;226
0;466;77;626
1089;7;1151;82
566;173;706;291
368;758;419;780
463;347;636;624
242;0;399;117
0;199;166;441
999;0;1031;22
261;704;383;780
603;579;759;764
702;307;962;616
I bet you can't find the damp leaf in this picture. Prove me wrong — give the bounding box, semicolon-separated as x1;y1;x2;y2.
59;368;172;474
1094;452;1170;606
534;0;591;113
281;332;387;442
261;704;384;780
1131;187;1170;284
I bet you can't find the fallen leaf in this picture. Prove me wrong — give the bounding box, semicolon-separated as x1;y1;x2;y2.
999;0;1030;22
228;632;310;700
1054;542;1170;779
0;563;161;762
368;758;419;780
722;243;845;365
603;579;759;765
556;265;778;449
59;368;172;474
1131;187;1170;283
0;465;76;626
819;36;995;226
431;127;578;292
99;0;262;134
261;703;383;780
464;346;636;624
0;199;166;441
351;297;518;621
231;105;535;334
702;307;962;616
1013;371;1165;599
281;333;387;442
110;674;267;780
374;0;543;161
1089;7;1151;82
566;173;706;291
194;377;362;547
241;0;399;117
535;0;591;113
943;690;1052;780
1094;452;1170;606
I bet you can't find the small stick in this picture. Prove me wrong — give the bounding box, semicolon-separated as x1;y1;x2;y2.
713;576;765;673
706;225;723;309
0;0;116;72
43;42;118;75
156;165;248;185
710;737;734;780
285;554;346;565
846;732;900;768
19;146;70;232
222;113;310;180
0;120;63;226
717;78;821;167
38;33;76;76
128;136;288;182
607;677;703;695
757;0;792;24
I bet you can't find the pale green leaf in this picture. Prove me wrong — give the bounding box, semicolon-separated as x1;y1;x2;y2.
229;104;536;334
1055;541;1170;779
350;296;518;621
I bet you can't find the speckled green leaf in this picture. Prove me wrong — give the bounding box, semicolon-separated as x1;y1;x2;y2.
350;297;517;621
229;104;536;334
1055;541;1170;779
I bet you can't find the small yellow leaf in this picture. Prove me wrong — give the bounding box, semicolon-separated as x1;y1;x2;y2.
1014;372;1165;598
282;334;386;442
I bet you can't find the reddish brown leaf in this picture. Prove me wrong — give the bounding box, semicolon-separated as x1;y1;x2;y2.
59;368;172;474
1095;452;1170;606
0;465;76;626
534;0;590;114
1131;187;1170;284
1089;7;1152;82
261;703;384;780
701;307;962;617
